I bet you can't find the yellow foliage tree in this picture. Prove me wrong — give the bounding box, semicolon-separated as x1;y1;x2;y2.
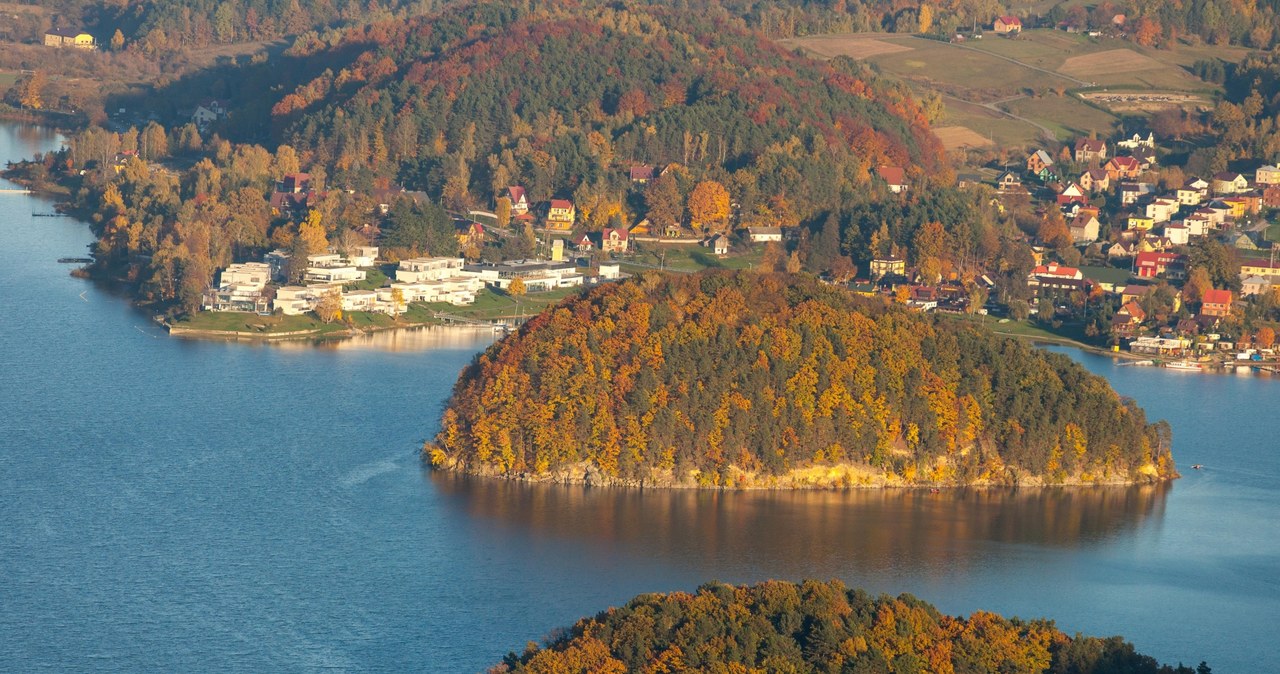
687;180;731;232
918;4;933;33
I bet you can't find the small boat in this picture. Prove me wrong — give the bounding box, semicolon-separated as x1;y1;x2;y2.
1122;360;1154;366
1191;464;1204;470
1164;360;1203;371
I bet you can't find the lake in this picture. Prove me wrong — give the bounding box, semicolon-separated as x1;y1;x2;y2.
1;123;1276;672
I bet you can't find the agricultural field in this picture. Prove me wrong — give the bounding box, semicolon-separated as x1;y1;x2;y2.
782;29;1247;153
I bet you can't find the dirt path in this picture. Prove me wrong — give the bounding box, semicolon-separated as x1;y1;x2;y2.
939;92;1057;140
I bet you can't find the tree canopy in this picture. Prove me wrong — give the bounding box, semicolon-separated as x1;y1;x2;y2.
430;272;1175;487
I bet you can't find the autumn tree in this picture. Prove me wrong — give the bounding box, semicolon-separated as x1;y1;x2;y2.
1257;326;1276;349
508;277;526;297
687;180;731;233
644;173;683;228
496;196;512;227
18;71;45;110
315;287;342;323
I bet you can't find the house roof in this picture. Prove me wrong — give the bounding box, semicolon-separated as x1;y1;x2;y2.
1108;156;1140;169
1084;168;1108;180
748;226;782;235
997;15;1021;25
47;27;89;38
603;227;628;240
507;186;526;202
1118;301;1147;320
1213;171;1245;181
1075;138;1106;152
877;165;907;186
1031;263;1081;278
629;165;654;181
550;199;574;210
1202;288;1233;305
1031;149;1055;166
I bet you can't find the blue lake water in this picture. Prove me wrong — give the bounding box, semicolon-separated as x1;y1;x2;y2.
1;123;1277;672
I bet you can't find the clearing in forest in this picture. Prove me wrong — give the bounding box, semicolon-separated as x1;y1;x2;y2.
777;35;913;60
1059;49;1164;77
933;125;993;150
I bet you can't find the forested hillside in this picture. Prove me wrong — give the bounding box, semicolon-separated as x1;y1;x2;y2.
429;272;1175;488
269;0;944;223
496;580;1207;673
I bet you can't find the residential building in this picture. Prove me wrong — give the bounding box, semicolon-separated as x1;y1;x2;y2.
1074;138;1108;164
1111;301;1147;337
274;285;323;315
994;15;1022;33
1256;165;1280;186
869;256;906;279
601;227;629;253
44;28;95;49
1265;185;1280;209
218;262;271;289
704;234;731;256
1240;259;1280;281
747;226;783;242
1127;216;1155;232
1026;150;1054;175
1212;172;1249;195
1201;288;1234;317
192;99;227;128
460;260;583;292
546;199;576;231
1080;168;1110;192
1116;132;1155;150
349;246;379;267
396;257;466;283
1164;223;1189;245
1057;182;1087;206
1134;251;1186;279
1175;186;1203;207
304;265;365;284
629;165;655;184
1144;198;1179;223
507;186;530;215
1104;156;1142;181
877;165;909;194
1069;214;1100;243
1120;182;1154;206
574;233;594;252
1241;275;1272;297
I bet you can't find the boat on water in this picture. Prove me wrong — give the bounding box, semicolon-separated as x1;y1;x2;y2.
1122;359;1155;366
1164;360;1203;371
1192;464;1204;470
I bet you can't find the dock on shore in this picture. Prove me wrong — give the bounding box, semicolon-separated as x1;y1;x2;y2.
0;188;33;195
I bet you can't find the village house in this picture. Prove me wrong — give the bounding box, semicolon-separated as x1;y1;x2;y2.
1107;241;1137;259
1120;284;1152;305
1129;336;1189;355
1175;185;1203;207
997;171;1022;190
274;285;327;315
747;226;783;243
1256;165;1280;186
506;186;530;215
877;165;909;194
545;199;576;231
1079;168;1109;192
1026;149;1055;176
869;256;906;279
1211;171;1249;195
191;99;227;129
1144;198;1180;223
1074;138;1108;164
396;257;466;283
1139;236;1174;253
1129;146;1158;170
1120;182;1154;206
1127;216;1155;232
1264;185;1280;209
455;221;485;249
601;227;629;253
44;28;96;49
203;262;272;313
993;15;1022;33
628;165;655;184
574;232;594;252
1111;301;1147;338
1026;262;1084;293
1104;156;1142;181
1069;213;1101;243
1134;251;1185;279
1239;259;1280;283
1164;223;1189;246
704;233;731;256
1057;182;1088;206
1201;288;1234;318
1242;275;1272;297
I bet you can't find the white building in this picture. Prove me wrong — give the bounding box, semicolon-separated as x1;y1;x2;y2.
747;226;783;242
396;257;466;283
304;266;365;284
350;246;379;267
1144;198;1180;223
460;260;583;292
274;285;324;315
218;262;271;291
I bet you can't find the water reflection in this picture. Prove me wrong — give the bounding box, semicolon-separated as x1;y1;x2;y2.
276;325;499;352
433;475;1170;577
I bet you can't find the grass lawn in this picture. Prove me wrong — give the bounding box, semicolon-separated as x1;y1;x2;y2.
344;268;388;291
173;311;347;335
420;285;586;321
1003;94;1117;139
624;245;766;273
0;72;17;90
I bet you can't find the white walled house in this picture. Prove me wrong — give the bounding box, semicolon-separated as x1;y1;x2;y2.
396;257;466;283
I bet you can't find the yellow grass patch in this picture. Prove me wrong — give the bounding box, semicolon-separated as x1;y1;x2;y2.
1059;49;1164;77
933;125;994;150
779;35;914;60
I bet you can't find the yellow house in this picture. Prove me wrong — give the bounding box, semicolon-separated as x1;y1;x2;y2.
1127;216;1155;232
545;199;575;231
44;28;96;49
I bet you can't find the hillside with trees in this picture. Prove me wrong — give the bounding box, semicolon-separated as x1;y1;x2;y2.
495;580;1208;673
428;272;1175;488
266;0;944;223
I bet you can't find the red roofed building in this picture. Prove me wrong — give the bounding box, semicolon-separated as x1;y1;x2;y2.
1057;182;1088;206
994;16;1022;33
1201;288;1234;317
1134;251;1186;279
1105;156;1142;180
629;165;655;184
507;186;529;215
546;199;576;230
601;227;629;253
877;165;909;194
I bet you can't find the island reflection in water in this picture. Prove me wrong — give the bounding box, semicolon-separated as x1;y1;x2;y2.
433;474;1170;577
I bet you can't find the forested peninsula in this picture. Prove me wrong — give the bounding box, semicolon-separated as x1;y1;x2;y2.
495;580;1208;673
428;272;1176;488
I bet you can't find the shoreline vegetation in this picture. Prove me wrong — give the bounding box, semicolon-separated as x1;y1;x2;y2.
429;272;1178;490
497;580;1208;673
